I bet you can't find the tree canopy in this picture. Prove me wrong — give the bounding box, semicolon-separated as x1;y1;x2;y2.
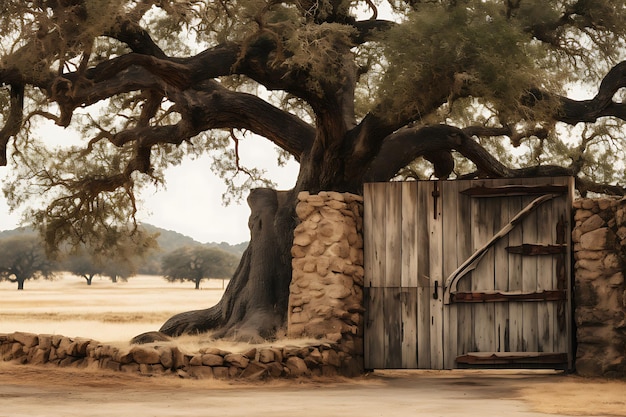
2;0;626;340
161;245;239;289
0;234;54;290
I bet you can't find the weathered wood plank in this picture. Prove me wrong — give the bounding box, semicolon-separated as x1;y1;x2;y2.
401;182;418;288
536;190;555;353
442;181;459;368
507;193;524;352
416;182;432;368
470;180;496;354
364;286;384;369
521;192;539;353
493;178;511;354
455;183;474;363
400;287;418;368
383;287;402;368
429;181;444;369
363;183;385;287
385;183;402;288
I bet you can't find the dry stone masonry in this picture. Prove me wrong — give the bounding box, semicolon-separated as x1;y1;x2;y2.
0;331;350;379
573;198;626;378
288;191;365;376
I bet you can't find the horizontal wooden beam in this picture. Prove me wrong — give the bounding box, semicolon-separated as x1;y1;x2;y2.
451;290;566;303
460;185;568;197
456;352;568;365
506;243;567;255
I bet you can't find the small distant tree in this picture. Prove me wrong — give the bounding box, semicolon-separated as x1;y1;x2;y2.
0;235;54;290
162;246;238;290
61;226;157;284
63;250;99;285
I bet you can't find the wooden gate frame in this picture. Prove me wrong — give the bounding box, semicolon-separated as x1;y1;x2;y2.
363;177;573;370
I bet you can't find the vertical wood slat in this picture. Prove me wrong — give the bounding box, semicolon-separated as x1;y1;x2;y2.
416;182;432;368
470;180;496;353
363;183;385;287
384;287;402;368
363;183;385;369
429;181;444;369
536;183;555;353
442;181;459;369
493;178;512;353
565;177;575;368
455;184;474;363
401;183;419;368
400;287;418;368
521;192;539;352
507;190;524;352
402;182;419;288
385;183;403;288
364;287;384;369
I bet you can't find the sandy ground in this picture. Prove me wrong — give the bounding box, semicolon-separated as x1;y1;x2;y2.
1;275;625;417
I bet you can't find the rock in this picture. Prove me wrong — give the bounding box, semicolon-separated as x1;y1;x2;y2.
189;354;203;366
212;366;230;379
265;361;284;378
580;214;606;234
224;353;249;368
159;347;174;369
295;202;315;219
187;365;214;379
12;332;38;348
580;228;615;250
37;334;53;350
30;348;49;365
131;346;162;365
202;353;224;366
243;348;257;360
322;349;341;367
239;361;267;379
121;363;140;373
258;348;276;363
285;356;309;377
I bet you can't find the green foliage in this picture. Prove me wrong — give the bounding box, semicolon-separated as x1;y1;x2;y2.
161;245;239;289
2;0;626;254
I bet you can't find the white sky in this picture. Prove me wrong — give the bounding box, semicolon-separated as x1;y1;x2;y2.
0;122;300;244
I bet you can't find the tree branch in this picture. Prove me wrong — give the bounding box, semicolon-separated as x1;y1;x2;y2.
0;84;24;166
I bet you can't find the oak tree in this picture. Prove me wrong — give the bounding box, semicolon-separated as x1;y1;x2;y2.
161;245;238;289
0;235;54;290
2;0;626;340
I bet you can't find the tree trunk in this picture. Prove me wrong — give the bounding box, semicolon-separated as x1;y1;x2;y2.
17;279;24;290
194;279;200;290
133;187;297;344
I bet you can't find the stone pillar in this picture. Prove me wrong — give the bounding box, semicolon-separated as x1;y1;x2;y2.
288;191;364;375
573;198;626;377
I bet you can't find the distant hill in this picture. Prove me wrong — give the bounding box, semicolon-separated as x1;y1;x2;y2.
0;224;247;275
139;223;247;257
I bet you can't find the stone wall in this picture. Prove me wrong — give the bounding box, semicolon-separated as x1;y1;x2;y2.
573;198;626;377
0;331;350;379
288;191;365;376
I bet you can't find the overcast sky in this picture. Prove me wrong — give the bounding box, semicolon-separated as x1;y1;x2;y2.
0;123;300;244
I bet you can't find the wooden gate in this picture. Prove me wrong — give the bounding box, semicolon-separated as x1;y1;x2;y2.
363;177;573;370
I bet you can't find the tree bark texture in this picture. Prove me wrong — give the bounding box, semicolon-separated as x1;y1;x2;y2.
137;188;296;343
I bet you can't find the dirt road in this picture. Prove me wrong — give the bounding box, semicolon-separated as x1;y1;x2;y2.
1;363;624;417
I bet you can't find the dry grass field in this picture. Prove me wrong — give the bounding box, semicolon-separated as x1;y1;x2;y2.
1;274;625;417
